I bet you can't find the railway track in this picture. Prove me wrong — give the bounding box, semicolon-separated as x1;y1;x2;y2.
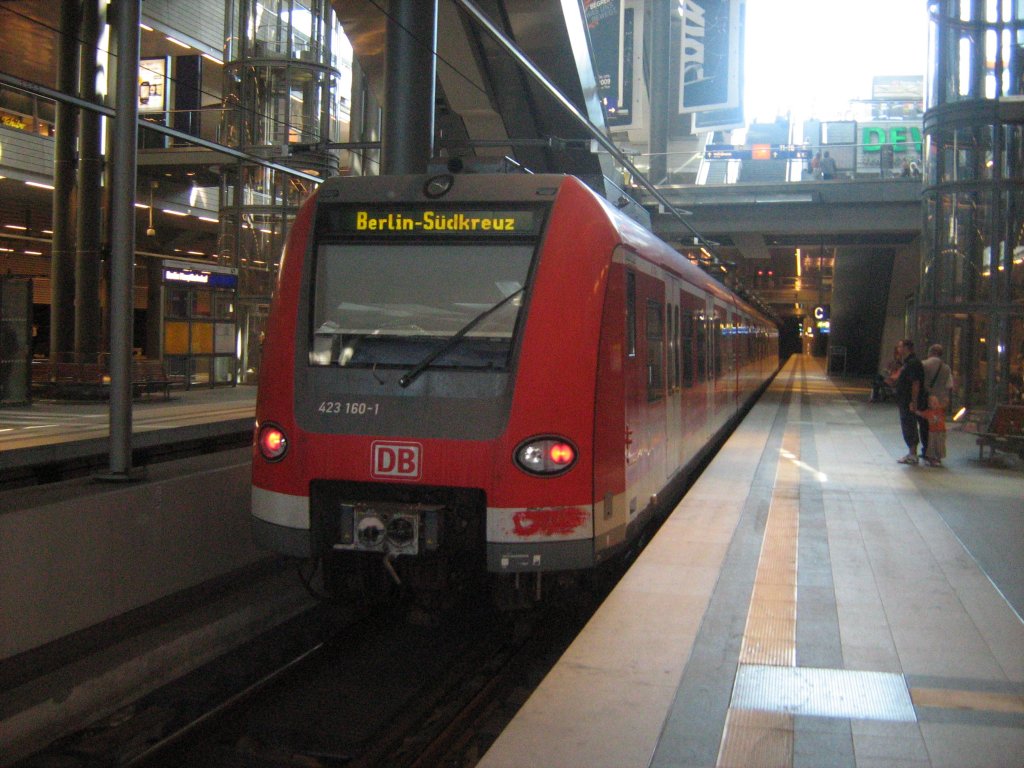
15;579;609;768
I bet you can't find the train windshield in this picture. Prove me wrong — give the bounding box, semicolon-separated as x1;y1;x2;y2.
309;241;535;371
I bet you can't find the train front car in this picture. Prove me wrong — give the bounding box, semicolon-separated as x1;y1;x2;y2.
252;173;618;600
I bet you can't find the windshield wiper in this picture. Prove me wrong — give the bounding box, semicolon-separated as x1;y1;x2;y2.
398;288;524;388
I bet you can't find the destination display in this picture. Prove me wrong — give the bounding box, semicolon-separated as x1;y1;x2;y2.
321;206;545;237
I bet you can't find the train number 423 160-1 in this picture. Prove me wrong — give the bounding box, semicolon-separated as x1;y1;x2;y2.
318;401;380;416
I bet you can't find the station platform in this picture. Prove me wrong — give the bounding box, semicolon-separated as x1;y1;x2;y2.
0;384;257;476
479;354;1024;768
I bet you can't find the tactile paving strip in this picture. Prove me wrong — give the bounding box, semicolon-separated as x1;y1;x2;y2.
731;664;917;722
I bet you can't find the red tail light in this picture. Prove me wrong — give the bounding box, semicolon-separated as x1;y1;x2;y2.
548;443;575;465
257;423;288;461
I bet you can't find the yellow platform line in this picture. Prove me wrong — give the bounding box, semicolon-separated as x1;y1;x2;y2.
910;687;1024;714
717;391;802;767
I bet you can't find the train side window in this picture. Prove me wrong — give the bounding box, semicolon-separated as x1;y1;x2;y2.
681;314;695;387
626;270;636;358
646;299;664;401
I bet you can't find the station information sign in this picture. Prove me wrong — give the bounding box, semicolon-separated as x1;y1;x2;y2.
704;144;813;161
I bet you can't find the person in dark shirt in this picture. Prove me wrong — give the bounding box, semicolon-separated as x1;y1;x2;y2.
820;151;838;180
894;338;928;464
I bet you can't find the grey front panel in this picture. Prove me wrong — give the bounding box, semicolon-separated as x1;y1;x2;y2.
295;367;514;439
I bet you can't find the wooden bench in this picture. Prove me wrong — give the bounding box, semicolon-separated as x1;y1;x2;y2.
976;404;1024;460
30;358;174;400
131;358;173;400
30;359;53;391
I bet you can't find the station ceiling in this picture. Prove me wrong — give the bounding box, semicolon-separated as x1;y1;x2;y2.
0;0;924;320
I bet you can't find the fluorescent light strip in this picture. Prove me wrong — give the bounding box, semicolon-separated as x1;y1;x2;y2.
166;36;191;50
162;209;188;216
25;181;55;190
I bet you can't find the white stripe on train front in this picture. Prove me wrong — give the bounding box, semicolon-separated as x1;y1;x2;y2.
251;489;594;544
486;505;593;543
252;486;309;529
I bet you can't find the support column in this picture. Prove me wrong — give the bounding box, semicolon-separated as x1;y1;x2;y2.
106;0;141;478
50;0;81;361
649;0;672;185
381;0;437;175
76;0;103;360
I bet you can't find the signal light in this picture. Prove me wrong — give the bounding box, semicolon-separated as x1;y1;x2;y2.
514;436;578;476
549;442;575;464
257;423;288;461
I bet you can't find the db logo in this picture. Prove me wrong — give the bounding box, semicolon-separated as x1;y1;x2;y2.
371;441;422;480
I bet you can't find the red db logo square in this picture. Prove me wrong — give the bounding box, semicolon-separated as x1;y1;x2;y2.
372;441;422;480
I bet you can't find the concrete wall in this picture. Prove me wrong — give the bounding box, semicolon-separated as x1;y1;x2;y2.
831;247;896;376
879;236;923;369
0;126;54;178
143;0;225;53
827;236;921;377
0;449;262;660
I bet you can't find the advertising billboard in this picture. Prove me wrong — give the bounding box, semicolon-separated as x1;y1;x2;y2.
678;0;741;114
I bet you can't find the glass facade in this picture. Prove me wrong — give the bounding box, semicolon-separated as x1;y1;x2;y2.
922;0;1024;410
220;0;348;382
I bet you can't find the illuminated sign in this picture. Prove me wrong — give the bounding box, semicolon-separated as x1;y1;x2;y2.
165;269;208;284
705;144;812;161
323;207;544;237
861;124;923;154
813;305;829;321
138;58;168;113
0;112;27;131
163;268;238;289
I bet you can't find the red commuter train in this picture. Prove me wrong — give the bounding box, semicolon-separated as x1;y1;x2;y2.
251;172;778;600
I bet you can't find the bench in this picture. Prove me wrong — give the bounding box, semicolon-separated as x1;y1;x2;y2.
30;358;175;400
131;358;173;400
976;404;1024;460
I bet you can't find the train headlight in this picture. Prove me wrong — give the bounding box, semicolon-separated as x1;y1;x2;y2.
514;436;578;476
257;422;289;461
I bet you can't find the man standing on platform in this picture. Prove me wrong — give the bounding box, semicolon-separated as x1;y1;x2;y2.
895;338;928;464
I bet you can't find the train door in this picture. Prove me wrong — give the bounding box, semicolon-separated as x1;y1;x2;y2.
712;300;730;426
680;287;708;461
623;266;666;523
665;277;683;477
704;294;717;439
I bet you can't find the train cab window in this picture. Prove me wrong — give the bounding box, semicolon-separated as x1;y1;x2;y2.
309;241;535;371
646;299;664;401
626;270;637;358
